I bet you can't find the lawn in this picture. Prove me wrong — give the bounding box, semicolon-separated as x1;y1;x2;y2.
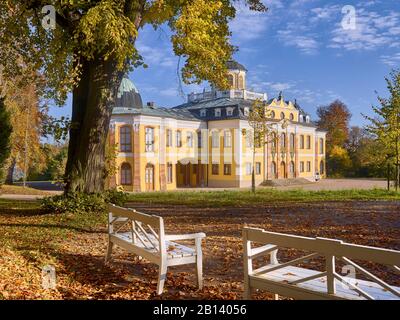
126;188;400;207
0;185;53;196
0;197;399;300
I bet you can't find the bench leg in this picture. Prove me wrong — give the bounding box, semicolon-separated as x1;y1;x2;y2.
105;241;114;264
243;282;252;300
196;255;203;289
157;262;167;295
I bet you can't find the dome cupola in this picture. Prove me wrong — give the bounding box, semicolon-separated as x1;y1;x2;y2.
226;60;247;90
116;75;143;109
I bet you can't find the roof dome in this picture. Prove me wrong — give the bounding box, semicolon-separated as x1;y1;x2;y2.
227;60;247;71
116;76;143;109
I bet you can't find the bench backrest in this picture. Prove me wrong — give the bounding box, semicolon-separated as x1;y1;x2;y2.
108;204;166;253
244;227;400;266
243;227;400;298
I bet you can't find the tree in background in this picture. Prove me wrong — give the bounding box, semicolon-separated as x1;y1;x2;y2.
243;99;274;193
0;96;12;184
317;100;352;177
0;0;267;194
365;70;400;190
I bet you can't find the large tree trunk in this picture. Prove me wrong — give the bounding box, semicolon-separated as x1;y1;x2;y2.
64;54;123;194
5;157;16;184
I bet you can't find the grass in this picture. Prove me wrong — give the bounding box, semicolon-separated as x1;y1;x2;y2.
0;184;53;196
126;188;400;207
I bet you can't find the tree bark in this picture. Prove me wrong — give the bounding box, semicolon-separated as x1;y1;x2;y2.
64;54;123;194
5;157;16;184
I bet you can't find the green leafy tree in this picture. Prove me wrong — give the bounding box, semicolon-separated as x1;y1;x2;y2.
0;96;12;184
0;0;267;194
243;99;275;193
365;70;400;190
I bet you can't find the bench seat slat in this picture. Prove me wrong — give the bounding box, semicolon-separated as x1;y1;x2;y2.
114;232;196;259
250;265;400;300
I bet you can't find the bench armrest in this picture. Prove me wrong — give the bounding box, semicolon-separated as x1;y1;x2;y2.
165;233;206;241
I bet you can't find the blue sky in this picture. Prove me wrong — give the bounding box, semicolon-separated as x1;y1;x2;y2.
52;0;400;127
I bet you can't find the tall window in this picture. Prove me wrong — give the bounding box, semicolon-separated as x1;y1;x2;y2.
224;164;232;175
280;133;286;148
120;163;132;185
212;131;219;148
307;161;311;172
255;162;261;175
238;75;244;89
246;163;252;175
246;131;253;148
176;131;182;148
271;132;277;149
300;135;305;149
212;164;219;175
270;111;276;119
167;163;173;183
120;126;132;152
166;129;173;147
289;161;295;174
320;138;324;154
290;113;294;121
280;112;285;120
228;74;234;87
224;130;232;148
187;132;193;148
271;162;277;178
197;131;202;148
307;135;311;149
145;127;154;152
320;160;325;174
300;161;305;173
290;133;295;150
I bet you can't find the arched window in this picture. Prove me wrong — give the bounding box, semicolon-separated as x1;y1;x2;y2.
271;161;277;178
290;161;295;174
120;163;132;185
120;126;132;152
290;133;295;150
270;111;275;119
228;74;234;87
280;133;286;148
320;138;324;154
271;132;277;149
238;75;244;89
280;112;285;120
290;113;294;121
320;160;325;174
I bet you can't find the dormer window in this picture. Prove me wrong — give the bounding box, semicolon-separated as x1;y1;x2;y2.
215;108;221;117
306;116;310;123
299;115;304;122
200;109;206;117
244;107;249;117
226;107;234;116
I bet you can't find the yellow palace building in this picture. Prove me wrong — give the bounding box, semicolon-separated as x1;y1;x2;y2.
109;61;327;192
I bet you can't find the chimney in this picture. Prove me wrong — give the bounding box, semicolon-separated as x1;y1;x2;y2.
147;101;155;107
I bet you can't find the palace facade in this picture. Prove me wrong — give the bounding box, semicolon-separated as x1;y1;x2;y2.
109;61;327;192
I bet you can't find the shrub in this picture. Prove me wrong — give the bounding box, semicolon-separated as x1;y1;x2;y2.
40;189;128;214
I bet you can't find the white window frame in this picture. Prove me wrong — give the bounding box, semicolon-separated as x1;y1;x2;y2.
246;163;252;175
187;132;193;148
215;108;221;117
145;127;155;152
224;130;232;148
212;131;220;148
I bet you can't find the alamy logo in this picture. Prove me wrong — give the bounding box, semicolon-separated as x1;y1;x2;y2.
341;5;357;30
41;5;56;30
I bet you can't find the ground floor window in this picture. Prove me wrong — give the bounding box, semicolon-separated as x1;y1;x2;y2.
212;164;219;175
289;161;295;174
224;164;232;175
307;161;311;172
167;163;173;183
246;163;252;175
300;161;305;173
255;162;261;175
120;163;132;185
271;161;277;177
320;160;325;174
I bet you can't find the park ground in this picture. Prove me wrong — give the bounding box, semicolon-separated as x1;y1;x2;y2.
0;185;399;300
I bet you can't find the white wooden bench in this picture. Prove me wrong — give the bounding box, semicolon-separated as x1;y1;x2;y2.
243;227;400;300
105;204;206;295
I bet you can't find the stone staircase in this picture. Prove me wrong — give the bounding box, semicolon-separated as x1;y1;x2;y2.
262;178;315;187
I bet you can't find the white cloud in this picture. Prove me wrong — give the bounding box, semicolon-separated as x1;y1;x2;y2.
381;53;400;67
